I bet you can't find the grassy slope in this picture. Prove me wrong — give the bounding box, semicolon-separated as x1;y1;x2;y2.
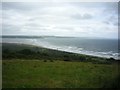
2;43;120;88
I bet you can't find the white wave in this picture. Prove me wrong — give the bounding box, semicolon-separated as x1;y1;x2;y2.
25;39;119;59
2;38;119;60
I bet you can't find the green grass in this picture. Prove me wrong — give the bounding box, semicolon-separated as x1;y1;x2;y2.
3;60;119;88
2;43;120;88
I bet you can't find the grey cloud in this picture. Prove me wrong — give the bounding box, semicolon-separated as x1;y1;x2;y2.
2;2;118;39
2;24;22;35
103;21;110;25
103;2;118;15
114;22;118;26
25;23;44;27
55;26;74;31
2;2;62;13
2;2;31;11
2;2;47;13
109;15;118;26
70;2;117;10
71;13;93;20
103;14;118;26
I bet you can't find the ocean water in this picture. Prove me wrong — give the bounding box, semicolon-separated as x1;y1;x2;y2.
2;37;119;59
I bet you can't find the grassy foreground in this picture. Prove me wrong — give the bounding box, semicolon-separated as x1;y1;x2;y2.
3;60;119;88
2;43;120;88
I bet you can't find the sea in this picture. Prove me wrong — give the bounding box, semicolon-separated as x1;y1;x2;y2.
2;36;119;59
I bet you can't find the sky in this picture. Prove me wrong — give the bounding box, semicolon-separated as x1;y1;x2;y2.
1;1;118;39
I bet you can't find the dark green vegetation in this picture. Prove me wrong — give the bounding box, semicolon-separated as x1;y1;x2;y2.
2;43;115;64
2;43;120;88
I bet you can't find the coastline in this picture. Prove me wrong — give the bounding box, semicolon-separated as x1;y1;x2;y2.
1;42;118;60
2;42;118;62
2;37;118;60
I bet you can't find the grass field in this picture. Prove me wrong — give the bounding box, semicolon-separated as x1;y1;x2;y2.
3;60;119;88
2;43;120;88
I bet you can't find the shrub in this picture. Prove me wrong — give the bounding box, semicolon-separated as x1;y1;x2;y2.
43;60;47;62
19;49;34;55
79;55;86;61
50;60;53;62
64;59;70;61
109;57;115;61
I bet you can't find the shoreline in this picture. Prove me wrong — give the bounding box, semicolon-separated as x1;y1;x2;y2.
1;42;118;60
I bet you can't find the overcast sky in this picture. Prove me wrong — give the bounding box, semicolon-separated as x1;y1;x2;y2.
2;2;118;39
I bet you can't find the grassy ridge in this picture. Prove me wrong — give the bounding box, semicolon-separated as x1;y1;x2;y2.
2;43;120;88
